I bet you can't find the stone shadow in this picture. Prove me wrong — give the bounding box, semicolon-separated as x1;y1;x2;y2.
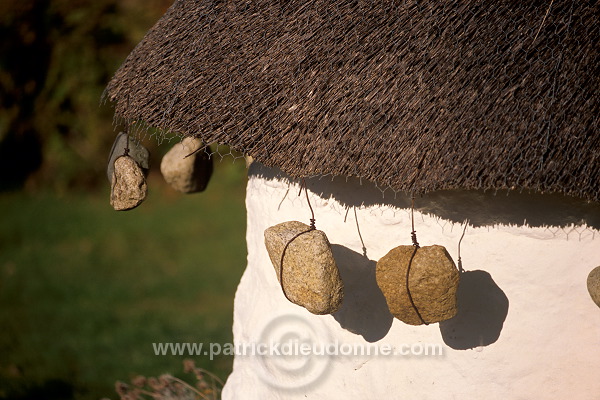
330;244;393;342
439;269;509;350
248;162;592;350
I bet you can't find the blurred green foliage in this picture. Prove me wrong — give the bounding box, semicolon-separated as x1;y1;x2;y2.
0;0;173;191
0;162;248;400
0;2;250;399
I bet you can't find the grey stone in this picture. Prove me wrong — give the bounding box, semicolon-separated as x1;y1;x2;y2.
376;245;459;325
107;132;150;182
160;137;213;193
587;266;600;308
110;156;148;211
264;221;344;315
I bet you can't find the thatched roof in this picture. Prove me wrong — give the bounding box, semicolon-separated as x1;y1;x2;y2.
105;0;599;201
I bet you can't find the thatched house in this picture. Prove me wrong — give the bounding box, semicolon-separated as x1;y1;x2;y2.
106;1;600;399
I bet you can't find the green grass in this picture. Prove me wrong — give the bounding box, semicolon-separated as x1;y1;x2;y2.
0;159;248;400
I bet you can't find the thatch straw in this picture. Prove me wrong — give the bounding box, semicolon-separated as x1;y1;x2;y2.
105;0;599;201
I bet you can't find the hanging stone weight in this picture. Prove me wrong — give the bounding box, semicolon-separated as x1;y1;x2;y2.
160;137;213;193
106;132;150;182
587;266;600;308
376;245;459;325
244;155;254;168
264;221;344;315
110;156;148;211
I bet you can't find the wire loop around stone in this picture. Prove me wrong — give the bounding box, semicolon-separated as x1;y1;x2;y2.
278;227;316;302
407;194;427;325
278;179;317;301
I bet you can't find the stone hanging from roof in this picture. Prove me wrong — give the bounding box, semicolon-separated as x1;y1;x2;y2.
106;132;149;182
160;137;213;193
264;221;344;315
587;266;600;309
110;155;148;211
376;244;459;325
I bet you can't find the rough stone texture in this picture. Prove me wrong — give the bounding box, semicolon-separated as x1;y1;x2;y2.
224;163;600;400
264;221;344;315
376;245;459;325
160;137;213;193
587;266;600;308
110;156;147;211
107;132;149;182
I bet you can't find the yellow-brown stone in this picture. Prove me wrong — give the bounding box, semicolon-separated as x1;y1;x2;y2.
587;266;600;308
110;155;148;211
264;221;344;315
160;137;212;193
376;245;459;325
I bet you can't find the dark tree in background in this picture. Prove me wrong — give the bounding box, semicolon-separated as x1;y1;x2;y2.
0;0;171;191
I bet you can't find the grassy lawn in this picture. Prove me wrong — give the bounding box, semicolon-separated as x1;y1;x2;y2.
0;159;248;400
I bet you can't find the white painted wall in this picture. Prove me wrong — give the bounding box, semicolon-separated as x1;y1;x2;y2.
222;163;600;400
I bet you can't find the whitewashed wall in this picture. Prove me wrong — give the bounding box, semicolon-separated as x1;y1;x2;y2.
222;163;600;400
